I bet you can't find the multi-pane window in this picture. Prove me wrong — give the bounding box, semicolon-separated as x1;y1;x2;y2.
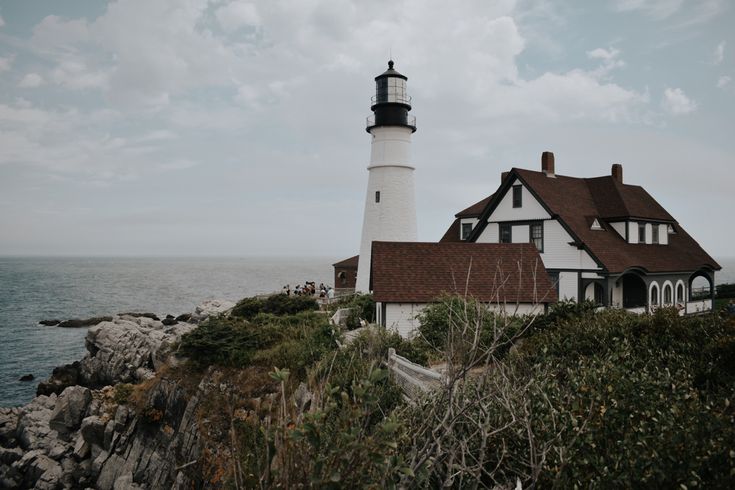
461;223;473;240
638;223;646;243
530;222;543;252
376;78;407;104
375;191;380;203
499;224;512;243
652;225;659;244
512;185;522;208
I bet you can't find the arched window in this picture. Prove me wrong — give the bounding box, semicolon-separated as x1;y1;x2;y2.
663;284;672;305
676;283;685;303
650;283;659;307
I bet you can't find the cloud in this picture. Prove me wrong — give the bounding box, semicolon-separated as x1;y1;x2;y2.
0;55;14;72
0;14;4;27
612;0;686;19
215;1;261;32
717;76;731;88
712;41;725;65
661;87;697;114
18;73;44;88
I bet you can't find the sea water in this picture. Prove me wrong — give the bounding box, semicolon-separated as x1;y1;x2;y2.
1;256;733;408
0;256;333;407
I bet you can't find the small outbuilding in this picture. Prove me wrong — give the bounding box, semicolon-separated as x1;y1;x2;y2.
332;255;358;291
370;241;557;338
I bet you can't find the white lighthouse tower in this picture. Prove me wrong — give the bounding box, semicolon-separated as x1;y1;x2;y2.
355;60;417;292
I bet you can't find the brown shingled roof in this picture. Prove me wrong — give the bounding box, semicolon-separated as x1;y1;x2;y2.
370;241;557;304
439;218;463;242
456;194;494;218
470;168;720;274
332;255;359;268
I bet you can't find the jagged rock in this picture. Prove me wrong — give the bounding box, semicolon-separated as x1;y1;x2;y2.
113;405;129;432
80;416;106;452
58;316;113;328
103;420;115;451
19;373;34;382
191;299;235;322
0;447;22;465
161;317;178;326
36;362;82;397
49;386;92;435
17;394;58;451
15;449;62;488
81;319;195;386
39;320;60;326
0;407;20;446
73;433;90;460
119;312;160;321
174;313;192;323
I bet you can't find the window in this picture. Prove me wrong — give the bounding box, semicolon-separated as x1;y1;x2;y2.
663;284;672;305
638;223;646;243
650;283;659;306
461;223;473;240
512;185;522;208
375;191;380;203
548;272;560;296
499;223;512;243
652;225;659;244
530;222;543;252
676;283;684;303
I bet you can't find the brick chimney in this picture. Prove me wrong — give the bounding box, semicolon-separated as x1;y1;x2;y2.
501;171;509;182
611;163;623;183
541;151;555;177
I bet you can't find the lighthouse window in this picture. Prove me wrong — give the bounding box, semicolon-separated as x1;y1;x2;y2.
376;79;388;103
375;191;380;203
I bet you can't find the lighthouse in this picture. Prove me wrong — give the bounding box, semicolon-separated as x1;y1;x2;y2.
355;60;418;292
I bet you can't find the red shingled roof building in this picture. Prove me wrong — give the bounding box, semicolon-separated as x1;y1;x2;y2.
370;241;557;336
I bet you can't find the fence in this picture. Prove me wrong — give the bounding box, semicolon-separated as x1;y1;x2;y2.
385;348;443;400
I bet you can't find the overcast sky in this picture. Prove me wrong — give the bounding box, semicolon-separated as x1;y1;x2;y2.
0;0;732;259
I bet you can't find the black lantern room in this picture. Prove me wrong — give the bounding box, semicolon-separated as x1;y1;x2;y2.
366;60;417;133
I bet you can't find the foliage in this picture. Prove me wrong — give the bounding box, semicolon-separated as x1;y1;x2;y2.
179;312;337;376
330;293;376;329
231;293;319;319
716;282;735;298
112;383;134;405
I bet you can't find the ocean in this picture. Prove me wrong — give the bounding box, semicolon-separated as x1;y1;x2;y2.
1;256;733;408
0;256;333;407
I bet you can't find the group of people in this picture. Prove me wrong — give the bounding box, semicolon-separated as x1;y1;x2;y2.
282;282;335;299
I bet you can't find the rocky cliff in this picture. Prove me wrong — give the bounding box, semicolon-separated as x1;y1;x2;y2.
0;299;236;489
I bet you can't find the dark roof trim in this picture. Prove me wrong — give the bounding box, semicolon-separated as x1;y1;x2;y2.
468;169;607;272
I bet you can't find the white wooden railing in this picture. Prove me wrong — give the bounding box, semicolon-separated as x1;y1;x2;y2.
385;348;443;400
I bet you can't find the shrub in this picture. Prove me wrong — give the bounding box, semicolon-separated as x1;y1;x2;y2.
112;383;134;405
231;294;319;319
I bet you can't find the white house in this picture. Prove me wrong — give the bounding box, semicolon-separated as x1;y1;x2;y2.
440;152;721;314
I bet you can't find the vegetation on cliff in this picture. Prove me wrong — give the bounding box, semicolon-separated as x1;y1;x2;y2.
147;295;735;488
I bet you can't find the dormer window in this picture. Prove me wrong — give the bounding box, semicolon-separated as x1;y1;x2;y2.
638;222;646;243
461;223;472;240
590;218;603;230
652;225;659;244
512;185;522;208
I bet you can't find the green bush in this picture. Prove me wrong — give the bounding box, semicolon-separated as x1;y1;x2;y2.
231;294;319;319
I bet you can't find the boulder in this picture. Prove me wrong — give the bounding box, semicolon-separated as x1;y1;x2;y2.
39;320;60;326
80;319;195;385
16;394;58;450
161;317;178;326
37;361;82;397
58;316;114;328
174;313;192;323
19;374;34;382
191;299;235;322
0;408;20;446
49;386;92;435
119;312;160;321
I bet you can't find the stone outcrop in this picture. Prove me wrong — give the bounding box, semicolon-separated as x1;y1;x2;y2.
0;299;241;489
191;299;235;322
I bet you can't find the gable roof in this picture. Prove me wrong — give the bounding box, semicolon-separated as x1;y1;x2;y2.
456;194;494;218
469;168;720;274
370;241;557;304
332;255;359;268
439;218;463;242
